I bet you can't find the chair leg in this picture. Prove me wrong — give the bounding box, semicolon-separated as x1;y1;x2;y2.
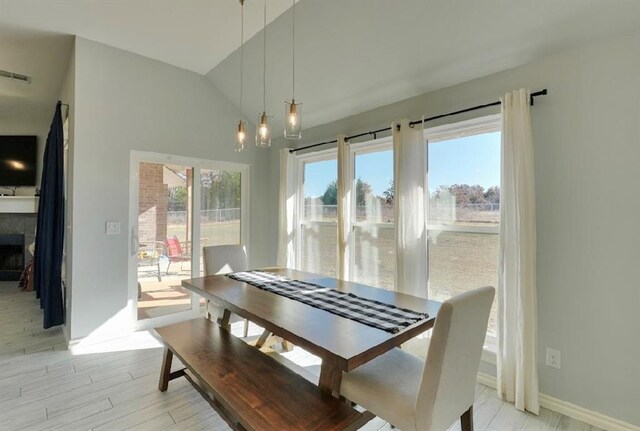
243;319;249;338
460;405;473;431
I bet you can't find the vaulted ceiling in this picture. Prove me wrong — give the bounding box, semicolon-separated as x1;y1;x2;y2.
1;0;639;134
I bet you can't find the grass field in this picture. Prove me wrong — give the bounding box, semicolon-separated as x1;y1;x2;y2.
169;220;498;335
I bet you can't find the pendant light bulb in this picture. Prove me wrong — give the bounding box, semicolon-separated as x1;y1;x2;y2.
235;120;246;152
256;112;271;147
285;99;302;139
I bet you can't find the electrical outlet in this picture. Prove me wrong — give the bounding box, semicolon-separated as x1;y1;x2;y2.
546;348;561;369
105;221;121;235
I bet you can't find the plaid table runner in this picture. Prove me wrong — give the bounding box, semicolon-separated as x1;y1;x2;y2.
226;271;429;334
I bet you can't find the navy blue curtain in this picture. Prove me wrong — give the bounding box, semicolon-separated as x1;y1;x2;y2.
35;101;65;328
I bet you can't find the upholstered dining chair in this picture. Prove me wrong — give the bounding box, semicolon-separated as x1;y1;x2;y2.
340;286;495;431
202;244;250;337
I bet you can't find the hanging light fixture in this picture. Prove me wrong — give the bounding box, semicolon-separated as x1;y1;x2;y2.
256;0;271;147
284;0;302;139
235;0;246;151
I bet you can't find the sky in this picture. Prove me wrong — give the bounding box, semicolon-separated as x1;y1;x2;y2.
304;131;501;198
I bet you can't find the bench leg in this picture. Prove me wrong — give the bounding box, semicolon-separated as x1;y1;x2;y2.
460;405;473;431
159;348;173;392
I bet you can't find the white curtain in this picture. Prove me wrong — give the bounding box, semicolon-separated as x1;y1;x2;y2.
497;88;539;414
392;119;428;298
277;148;296;268
336;135;351;280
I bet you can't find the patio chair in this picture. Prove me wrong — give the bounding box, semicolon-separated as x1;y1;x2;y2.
340;286;495;431
165;236;191;275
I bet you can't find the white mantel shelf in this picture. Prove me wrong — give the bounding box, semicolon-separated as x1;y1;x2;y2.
0;196;39;214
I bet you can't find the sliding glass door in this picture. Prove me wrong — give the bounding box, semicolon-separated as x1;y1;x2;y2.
129;152;249;328
136;162;195;321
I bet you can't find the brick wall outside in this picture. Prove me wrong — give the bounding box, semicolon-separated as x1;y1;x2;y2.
138;162;168;245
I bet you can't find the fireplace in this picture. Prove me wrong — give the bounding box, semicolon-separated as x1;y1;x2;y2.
0;234;24;281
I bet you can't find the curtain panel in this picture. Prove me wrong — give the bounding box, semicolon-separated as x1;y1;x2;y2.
277;148;296;268
34;101;65;329
336;135;351;280
392;119;428;298
497;88;540;414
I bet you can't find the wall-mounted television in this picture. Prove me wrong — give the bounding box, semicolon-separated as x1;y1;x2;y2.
0;136;37;186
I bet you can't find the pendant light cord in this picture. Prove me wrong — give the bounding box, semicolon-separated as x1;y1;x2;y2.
263;0;267;114
239;0;244;119
292;0;295;99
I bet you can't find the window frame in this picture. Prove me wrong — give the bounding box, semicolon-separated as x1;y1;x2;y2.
294;148;339;275
347;137;395;288
424;114;501;352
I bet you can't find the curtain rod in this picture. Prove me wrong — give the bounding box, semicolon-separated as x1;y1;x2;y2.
288;88;548;154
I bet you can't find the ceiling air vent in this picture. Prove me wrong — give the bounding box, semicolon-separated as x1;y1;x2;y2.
0;69;31;84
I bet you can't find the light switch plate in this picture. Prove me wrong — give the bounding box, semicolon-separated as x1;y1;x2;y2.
106;221;121;235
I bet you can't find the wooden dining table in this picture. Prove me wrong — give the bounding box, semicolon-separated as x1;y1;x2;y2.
181;267;441;396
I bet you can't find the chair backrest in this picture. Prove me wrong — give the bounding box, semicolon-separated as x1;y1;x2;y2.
203;244;248;276
415;286;495;431
165;236;183;258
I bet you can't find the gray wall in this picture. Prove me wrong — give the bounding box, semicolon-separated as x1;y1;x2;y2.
269;32;640;426
58;40;75;341
68;37;272;340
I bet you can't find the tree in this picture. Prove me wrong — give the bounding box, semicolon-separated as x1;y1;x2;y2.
383;180;394;205
201;171;241;209
319;178;373;207
356;178;373;207
168;186;187;211
484;186;500;204
320;180;338;205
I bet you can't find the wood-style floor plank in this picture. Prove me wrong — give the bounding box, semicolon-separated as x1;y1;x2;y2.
0;282;603;431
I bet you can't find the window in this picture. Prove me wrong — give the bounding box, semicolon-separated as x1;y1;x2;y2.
199;169;243;276
296;150;338;277
426;115;501;341
350;140;395;290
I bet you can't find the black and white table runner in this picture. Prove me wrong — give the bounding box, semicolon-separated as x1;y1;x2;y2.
226;271;429;334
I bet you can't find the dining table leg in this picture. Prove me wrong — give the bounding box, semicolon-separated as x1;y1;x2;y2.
318;359;343;397
217;308;231;331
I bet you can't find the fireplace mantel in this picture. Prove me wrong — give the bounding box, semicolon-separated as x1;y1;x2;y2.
0;196;39;214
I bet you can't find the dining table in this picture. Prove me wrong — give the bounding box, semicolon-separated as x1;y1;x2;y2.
181;267;441;396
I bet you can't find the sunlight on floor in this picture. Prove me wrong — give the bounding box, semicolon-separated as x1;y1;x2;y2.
71;330;164;355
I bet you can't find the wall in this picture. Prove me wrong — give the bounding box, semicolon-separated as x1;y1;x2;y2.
58;41;75;341
68;37;272;340
270;32;640;426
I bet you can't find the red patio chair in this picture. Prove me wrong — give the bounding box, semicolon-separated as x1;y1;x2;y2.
165;236;191;275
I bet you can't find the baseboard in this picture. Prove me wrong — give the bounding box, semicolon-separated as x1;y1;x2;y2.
476;372;640;431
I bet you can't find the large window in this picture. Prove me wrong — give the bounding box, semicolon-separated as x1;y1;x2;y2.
350;141;395;290
297;151;338;277
291;115;500;343
426;115;501;340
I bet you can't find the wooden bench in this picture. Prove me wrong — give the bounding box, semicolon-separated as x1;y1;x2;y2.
156;318;372;431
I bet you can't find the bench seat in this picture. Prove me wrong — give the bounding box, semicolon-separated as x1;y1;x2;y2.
156;318;370;431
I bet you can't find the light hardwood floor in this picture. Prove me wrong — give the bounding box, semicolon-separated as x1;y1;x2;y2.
0;282;602;431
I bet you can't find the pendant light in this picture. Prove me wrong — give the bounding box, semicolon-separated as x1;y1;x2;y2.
284;0;302;139
235;0;246;152
256;0;271;147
